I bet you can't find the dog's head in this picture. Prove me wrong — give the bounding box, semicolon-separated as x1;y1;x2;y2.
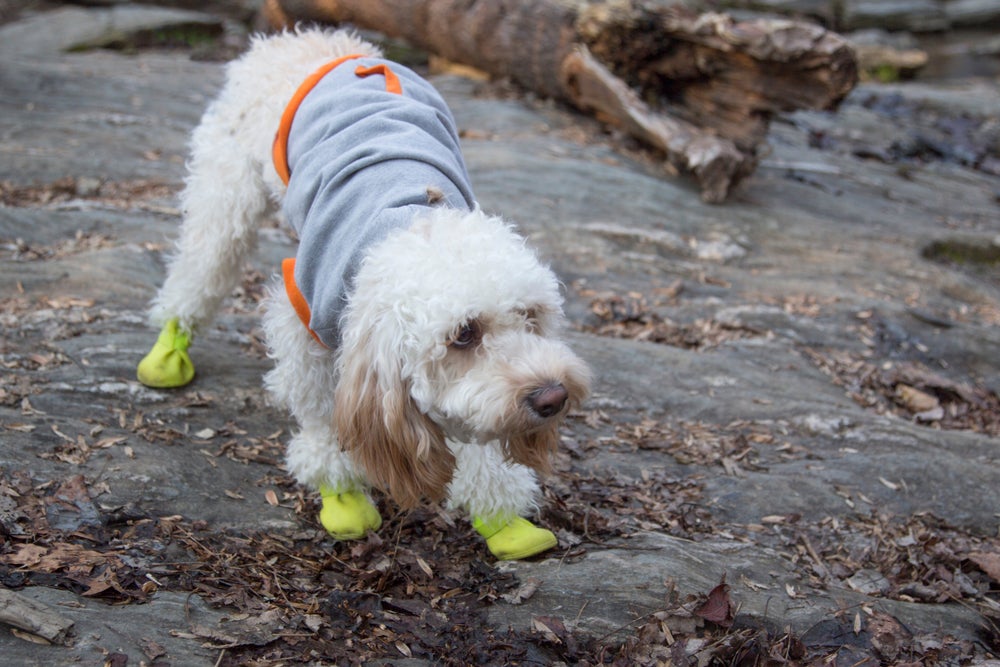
333;207;591;508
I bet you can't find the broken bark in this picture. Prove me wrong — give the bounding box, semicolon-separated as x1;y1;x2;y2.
0;588;75;645
262;0;858;202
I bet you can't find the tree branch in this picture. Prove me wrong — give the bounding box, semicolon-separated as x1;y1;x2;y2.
0;588;75;646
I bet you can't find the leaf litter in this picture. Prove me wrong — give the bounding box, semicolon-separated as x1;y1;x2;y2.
584;290;1000;436
0;177;177;212
581;292;765;350
804;348;1000;436
5;399;997;666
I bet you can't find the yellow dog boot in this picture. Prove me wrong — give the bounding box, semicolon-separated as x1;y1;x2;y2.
318;487;382;540
137;317;195;388
473;516;558;560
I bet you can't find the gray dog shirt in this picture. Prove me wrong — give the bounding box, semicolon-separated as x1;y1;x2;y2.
274;55;476;347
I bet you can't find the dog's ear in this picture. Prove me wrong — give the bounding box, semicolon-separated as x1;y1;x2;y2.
334;333;454;509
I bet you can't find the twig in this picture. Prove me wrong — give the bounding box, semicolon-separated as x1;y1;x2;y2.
0;588;75;646
798;533;830;579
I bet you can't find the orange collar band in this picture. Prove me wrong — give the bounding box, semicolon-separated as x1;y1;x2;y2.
272;54;365;186
272;54;404;186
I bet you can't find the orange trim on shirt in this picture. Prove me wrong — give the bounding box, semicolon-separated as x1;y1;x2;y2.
354;63;403;95
272;55;404;186
282;257;327;347
273;54;364;186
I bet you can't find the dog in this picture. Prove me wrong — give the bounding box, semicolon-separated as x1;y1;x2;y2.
136;28;591;560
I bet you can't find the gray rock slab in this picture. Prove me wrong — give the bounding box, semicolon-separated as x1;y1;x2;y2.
0;587;229;666
945;0;1000;26
490;532;987;640
841;0;949;31
709;0;1000;31
0;4;225;57
0;7;223;186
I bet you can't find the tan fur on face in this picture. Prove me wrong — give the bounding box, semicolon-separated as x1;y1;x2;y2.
498;363;591;474
334;341;455;509
503;427;559;474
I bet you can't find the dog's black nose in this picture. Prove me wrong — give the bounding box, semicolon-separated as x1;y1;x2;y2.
528;383;568;419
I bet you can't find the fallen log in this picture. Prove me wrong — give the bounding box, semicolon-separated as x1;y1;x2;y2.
262;0;858;202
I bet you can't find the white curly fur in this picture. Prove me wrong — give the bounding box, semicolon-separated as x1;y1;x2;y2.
148;28;590;526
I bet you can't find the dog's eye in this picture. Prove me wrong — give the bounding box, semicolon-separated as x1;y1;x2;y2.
520;307;542;333
450;321;482;349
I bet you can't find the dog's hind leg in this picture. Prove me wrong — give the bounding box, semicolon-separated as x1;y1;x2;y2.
137;97;273;388
447;442;558;560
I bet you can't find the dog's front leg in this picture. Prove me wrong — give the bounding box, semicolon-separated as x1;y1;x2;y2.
286;423;382;540
447;441;558;560
262;290;382;539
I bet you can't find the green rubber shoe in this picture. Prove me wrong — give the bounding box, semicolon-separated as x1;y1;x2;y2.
318;487;382;540
137;317;195;388
473;516;558;560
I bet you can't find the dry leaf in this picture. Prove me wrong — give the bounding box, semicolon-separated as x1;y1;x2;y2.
4;423;36;433
82;567;124;597
415;556;433;578
141;638;167;661
264;489;279;506
50;425;76;443
94;436;127;448
10;628;51;645
879;477;900;491
502;578;541;605
694;580;735;628
969;551;1000;582
5;543;46;567
531;616;565;644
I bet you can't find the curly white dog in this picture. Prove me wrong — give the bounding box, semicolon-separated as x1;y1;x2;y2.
137;28;591;560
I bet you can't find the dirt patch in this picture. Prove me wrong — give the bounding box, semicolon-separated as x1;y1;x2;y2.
804;348;1000;436
580;293;765;350
0;296;108;406
741;508;1000;658
573;287;998;442
2;232;118;262
3;407;997;664
591;416;1000;662
0;177;177;210
2;464;713;665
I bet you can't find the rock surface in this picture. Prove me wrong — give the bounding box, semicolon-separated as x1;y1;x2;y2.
716;0;1000;31
1;3;998;665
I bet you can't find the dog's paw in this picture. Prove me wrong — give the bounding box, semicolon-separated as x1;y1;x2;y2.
474;516;558;560
318;488;382;540
137;318;195;388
